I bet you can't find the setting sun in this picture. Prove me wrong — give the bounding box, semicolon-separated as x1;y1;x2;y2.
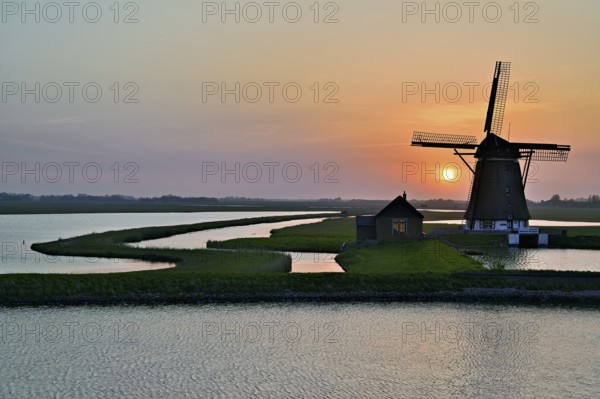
442;165;460;182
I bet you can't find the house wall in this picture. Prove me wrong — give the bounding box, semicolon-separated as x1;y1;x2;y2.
357;225;377;241
376;217;423;241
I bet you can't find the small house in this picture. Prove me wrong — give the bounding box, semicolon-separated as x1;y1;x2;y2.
356;192;424;242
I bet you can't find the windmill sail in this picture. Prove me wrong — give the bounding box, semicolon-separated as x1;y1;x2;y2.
411;61;571;233
411;131;478;149
514;143;571;162
484;61;511;136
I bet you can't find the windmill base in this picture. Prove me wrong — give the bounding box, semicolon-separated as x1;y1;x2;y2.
465;219;530;232
508;233;548;248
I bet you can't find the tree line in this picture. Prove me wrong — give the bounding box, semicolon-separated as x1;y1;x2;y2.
530;194;600;208
0;193;218;204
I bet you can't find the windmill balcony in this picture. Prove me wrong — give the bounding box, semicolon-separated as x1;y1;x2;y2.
517;227;539;234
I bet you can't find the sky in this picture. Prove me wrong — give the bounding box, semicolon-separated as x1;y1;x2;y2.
1;0;599;200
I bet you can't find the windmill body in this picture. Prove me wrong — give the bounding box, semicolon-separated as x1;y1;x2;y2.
464;133;530;231
412;62;570;232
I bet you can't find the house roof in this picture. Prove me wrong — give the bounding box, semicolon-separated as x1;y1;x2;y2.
375;195;424;219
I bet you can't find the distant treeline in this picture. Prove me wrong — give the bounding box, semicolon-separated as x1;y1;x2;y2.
0;193;218;204
1;192;598;208
415;198;467;209
530;194;600;208
0;193;467;211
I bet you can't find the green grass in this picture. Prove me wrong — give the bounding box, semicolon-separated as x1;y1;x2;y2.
420;210;464;221
441;234;508;248
2;210;600;305
4;268;599;305
208;217;484;275
207;217;355;253
529;208;600;222
336;240;485;273
0;272;498;303
545;226;600;237
423;223;461;232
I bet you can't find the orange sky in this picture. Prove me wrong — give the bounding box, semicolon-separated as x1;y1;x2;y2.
1;1;599;200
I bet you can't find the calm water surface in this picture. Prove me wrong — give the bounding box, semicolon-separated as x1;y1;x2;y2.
473;248;600;272
0;212;331;274
287;252;342;273
0;303;598;398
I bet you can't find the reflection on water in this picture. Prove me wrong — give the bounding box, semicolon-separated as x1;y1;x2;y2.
1;303;598;398
472;248;600;272
288;252;344;273
531;219;600;227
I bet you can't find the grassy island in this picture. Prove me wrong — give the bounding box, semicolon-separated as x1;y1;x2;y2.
1;210;600;306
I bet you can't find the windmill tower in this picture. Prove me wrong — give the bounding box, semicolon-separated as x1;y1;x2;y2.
412;61;571;232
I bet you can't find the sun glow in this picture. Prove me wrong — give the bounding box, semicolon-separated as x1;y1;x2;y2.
443;165;460;182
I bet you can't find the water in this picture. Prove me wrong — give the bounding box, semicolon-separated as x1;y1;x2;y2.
287;252;342;273
0;303;598;398
472;248;600;272
131;218;345;273
422;219;600;271
0;212;331;274
133;218;330;249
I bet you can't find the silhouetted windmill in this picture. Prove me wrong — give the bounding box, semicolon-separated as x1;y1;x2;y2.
412;61;571;231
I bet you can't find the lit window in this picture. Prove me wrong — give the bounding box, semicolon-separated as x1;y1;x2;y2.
393;219;407;235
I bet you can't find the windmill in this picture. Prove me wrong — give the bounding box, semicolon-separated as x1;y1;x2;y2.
411;61;571;231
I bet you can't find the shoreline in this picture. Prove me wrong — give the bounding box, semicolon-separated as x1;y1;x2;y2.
4;213;600;308
2;288;600;308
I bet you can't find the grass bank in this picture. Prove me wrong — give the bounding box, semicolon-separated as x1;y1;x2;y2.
420;210;464;221
529;208;600;222
2;271;600;306
206;217;485;273
337;241;485;273
2;212;600;306
207;217;355;253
